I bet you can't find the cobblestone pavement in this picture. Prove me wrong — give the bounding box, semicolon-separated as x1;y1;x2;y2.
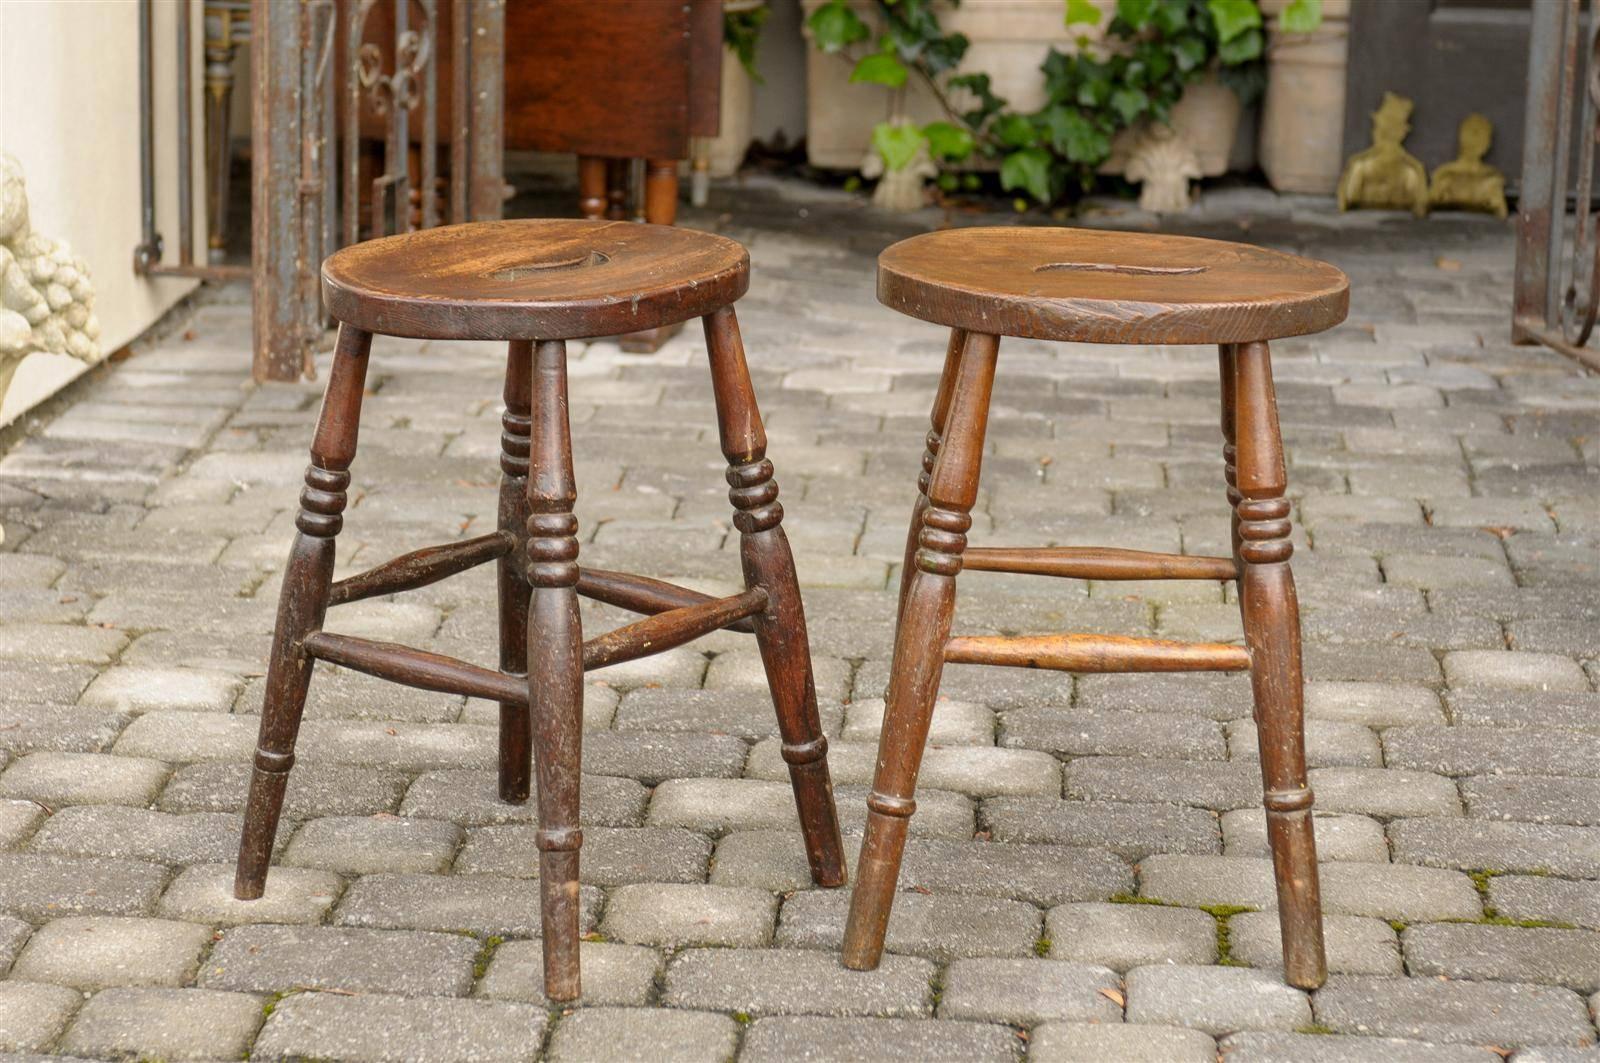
0;176;1597;1062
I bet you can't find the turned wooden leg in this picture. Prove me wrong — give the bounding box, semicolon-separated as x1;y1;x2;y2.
644;158;679;226
1233;339;1326;990
236;325;371;898
843;332;1000;970
498;342;533;802
577;157;606;220
1218;342;1243;574
605;159;629;220
899;329;965;624
704;306;845;887
526;338;584;1002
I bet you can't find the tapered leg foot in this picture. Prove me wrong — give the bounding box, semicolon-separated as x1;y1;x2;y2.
236;326;372;899
1231;339;1325;990
842;332;1000;971
704;306;845;887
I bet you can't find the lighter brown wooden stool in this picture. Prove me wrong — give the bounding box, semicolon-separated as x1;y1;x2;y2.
233;219;846;1002
841;227;1350;990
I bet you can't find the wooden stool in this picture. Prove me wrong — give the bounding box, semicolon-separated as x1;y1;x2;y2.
233;219;847;1001
841;227;1350;990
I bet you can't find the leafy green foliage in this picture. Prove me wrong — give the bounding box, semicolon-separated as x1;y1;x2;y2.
810;0;1310;203
723;5;770;82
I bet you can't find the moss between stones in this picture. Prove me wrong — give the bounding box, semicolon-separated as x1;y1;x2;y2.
472;935;505;980
1199;904;1255;967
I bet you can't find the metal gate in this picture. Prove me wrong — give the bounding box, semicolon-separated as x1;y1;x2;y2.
1514;0;1600;370
251;0;505;380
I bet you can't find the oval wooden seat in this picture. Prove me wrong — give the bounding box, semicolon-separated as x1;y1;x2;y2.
322;219;749;341
878;226;1349;345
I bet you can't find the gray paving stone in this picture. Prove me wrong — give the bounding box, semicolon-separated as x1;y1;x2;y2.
741;1015;1021;1063
0;662;98;710
116;711;496;770
158;760;408;817
980;796;1221;860
1002;707;1226;761
1066;755;1262;810
1306;681;1446;727
746;738;1061;798
0;752;168;807
1313;975;1596;1048
649;777;974;838
1404;923;1600;993
1443;651;1592;692
1385;726;1600;778
281;815;463;875
0;915;30;972
158;863;342;926
1463;775;1600;826
1045;901;1217;970
0;624;127;665
1219;1031;1502;1062
938;958;1122;1026
1510;1047;1600;1063
200;924;478;996
842;697;995;746
78;665;242;714
1031;1022;1216;1063
59;987;263;1061
546;1007;739;1063
1125;963;1310;1035
858;657;1077;710
475;939;661;1007
602;883;775;948
614;686;841;741
11;916;211;989
30;806;241;863
1222;809;1390;863
458;824;712;885
1303;643;1444;686
1228;719;1382;768
253;991;547;1062
336;871;601;937
0;853;167;920
399;768;648;827
1390;818;1600;877
777;889;1041;961
1490;875;1600;931
1309;767;1462;818
0;799;43;849
584;730;749;785
1138;854;1484;921
1231;911;1402;975
1383;553;1514;588
661;947;935;1017
0;981;80;1053
703;647;854;704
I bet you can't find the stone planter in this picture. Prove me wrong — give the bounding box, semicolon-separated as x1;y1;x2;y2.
707;42;755;178
1258;0;1350;194
1104;70;1244;180
801;0;1117;170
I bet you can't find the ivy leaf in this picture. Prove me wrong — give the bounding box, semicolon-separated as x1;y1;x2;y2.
1150;0;1190;35
922;31;970;74
993;113;1039;148
1279;0;1323;32
1217;26;1263;63
1171;32;1209;72
1066;0;1103;28
1042;106;1111;164
807;0;870;51
1000;147;1056;203
851;52;909;87
1115;0;1155;28
922;120;976;161
1207;0;1262;43
871;122;926;172
1110;86;1150;124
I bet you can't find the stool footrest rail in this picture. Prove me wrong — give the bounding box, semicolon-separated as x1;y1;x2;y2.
304;631;529;705
575;567;759;634
944;632;1251;673
581;587;769;671
328;531;516;606
962;546;1237;582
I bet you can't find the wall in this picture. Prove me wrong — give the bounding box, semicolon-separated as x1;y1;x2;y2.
0;0;201;426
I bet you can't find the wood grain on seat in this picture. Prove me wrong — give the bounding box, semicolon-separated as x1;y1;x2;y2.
321;219;749;340
878;226;1349;344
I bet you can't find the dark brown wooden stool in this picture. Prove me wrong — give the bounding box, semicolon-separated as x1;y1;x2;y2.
841;227;1350;990
233;219;846;1001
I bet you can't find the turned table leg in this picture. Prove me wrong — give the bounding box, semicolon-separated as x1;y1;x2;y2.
843;332;1001;970
236;325;371;898
1232;339;1326;990
526;338;584;1001
498;341;534;802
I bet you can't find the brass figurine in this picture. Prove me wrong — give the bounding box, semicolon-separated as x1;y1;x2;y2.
1429;114;1509;219
1337;92;1429;218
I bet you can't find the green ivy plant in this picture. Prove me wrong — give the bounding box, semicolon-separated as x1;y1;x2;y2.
725;4;771;82
807;0;1322;205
